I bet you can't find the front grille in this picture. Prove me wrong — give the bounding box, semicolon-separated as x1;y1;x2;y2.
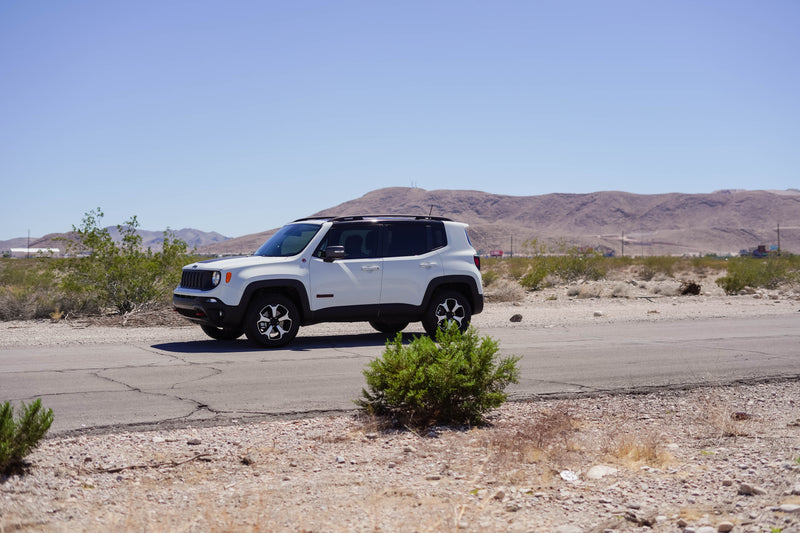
180;269;214;290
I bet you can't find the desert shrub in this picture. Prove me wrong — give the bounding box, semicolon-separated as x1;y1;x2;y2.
0;399;54;475
60;208;189;314
716;256;800;294
0;258;84;320
519;261;549;290
484;278;525;303
481;270;499;287
549;250;607;282
358;324;520;427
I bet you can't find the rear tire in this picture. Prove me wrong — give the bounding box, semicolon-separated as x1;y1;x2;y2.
422;290;472;337
201;325;244;340
244;294;300;348
369;320;409;335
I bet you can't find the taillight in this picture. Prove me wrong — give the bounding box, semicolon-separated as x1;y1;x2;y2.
473;255;481;270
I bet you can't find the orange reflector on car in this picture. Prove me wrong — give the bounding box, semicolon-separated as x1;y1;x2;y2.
225;272;232;283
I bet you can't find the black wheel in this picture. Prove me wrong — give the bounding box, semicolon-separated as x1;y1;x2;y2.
369;320;409;335
422;290;472;337
243;294;300;348
201;325;244;341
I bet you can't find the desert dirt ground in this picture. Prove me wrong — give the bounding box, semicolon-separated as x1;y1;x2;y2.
2;279;800;533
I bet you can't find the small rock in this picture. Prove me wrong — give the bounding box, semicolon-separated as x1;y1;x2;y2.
554;526;582;533
738;482;767;495
509;314;523;323
792;483;800;495
560;470;580;483
593;310;604;317
696;527;716;533
365;432;378;440
717;521;735;532
778;504;800;513
240;455;254;466
152;436;166;443
425;474;441;481
586;465;618;480
186;438;201;446
335;456;345;464
505;502;521;512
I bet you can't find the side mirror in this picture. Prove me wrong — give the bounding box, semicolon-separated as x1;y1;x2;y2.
323;245;346;262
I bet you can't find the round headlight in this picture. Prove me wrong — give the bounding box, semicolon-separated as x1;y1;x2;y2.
211;271;221;287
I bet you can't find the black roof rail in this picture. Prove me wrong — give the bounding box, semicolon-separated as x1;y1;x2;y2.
292;216;336;222
293;214;452;223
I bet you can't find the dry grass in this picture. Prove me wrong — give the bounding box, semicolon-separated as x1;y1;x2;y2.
604;429;673;467
483;278;525;303
695;390;752;438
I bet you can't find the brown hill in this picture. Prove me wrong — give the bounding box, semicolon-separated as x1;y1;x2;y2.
198;188;800;256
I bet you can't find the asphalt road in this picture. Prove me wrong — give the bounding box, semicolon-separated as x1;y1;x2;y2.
1;315;798;435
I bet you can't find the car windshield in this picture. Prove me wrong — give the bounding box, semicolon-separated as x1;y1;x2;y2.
254;223;321;257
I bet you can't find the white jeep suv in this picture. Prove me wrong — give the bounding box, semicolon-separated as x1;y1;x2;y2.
173;215;484;348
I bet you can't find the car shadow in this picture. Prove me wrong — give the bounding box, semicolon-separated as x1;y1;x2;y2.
152;332;422;354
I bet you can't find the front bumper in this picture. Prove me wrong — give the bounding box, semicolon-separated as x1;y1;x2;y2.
172;293;244;328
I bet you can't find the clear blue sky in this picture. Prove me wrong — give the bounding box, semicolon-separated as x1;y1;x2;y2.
1;1;798;240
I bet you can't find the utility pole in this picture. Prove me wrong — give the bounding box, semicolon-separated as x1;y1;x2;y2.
777;223;781;255
621;231;624;257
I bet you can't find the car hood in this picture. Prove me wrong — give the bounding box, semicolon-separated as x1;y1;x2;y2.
184;255;293;271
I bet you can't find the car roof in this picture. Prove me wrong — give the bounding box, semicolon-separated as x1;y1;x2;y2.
292;215;452;223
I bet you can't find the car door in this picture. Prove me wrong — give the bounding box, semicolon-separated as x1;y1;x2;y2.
307;222;383;311
379;221;445;306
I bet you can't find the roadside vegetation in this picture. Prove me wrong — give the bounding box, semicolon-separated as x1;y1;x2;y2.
358;324;520;427
2;216;799;321
0;209;201;321
481;245;799;301
0;399;54;476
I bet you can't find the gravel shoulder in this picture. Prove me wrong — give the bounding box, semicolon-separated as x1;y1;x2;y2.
2;284;800;532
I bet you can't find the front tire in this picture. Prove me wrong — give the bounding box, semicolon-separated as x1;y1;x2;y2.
422;290;472;337
201;325;244;340
244;294;300;348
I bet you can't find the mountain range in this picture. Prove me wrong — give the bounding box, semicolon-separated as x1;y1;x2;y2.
3;188;799;257
196;188;800;257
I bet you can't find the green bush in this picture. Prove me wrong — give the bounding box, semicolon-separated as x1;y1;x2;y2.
716;256;800;294
519;261;548;290
358;325;520;427
60;208;189;314
481;270;499;287
1;399;54;475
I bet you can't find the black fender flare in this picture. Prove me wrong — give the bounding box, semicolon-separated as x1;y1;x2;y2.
239;279;312;322
421;275;484;315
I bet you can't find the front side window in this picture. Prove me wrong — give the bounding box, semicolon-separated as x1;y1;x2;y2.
313;223;380;259
254;223;321;257
384;222;446;257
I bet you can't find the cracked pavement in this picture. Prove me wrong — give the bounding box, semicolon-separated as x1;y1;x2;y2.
1;315;798;436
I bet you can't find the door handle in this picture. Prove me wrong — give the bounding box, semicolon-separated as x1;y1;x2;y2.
361;265;380;271
419;262;437;269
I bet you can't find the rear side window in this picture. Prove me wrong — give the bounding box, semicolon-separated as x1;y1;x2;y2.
384;222;446;257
